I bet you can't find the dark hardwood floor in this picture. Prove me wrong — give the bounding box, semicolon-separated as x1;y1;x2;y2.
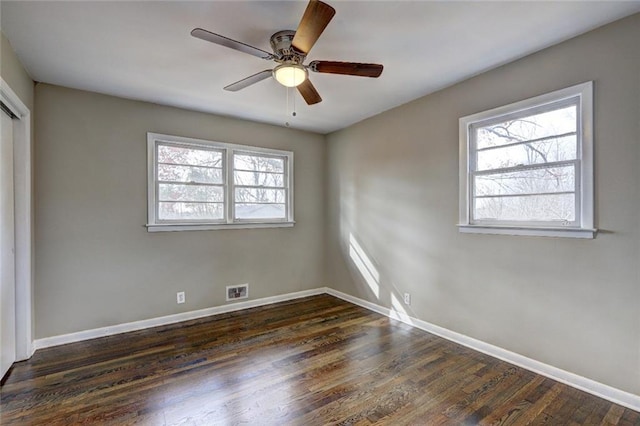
1;294;638;425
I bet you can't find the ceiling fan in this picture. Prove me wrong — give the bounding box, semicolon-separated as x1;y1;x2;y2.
191;0;384;105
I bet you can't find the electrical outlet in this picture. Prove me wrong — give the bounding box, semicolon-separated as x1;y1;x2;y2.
403;292;411;305
177;291;185;304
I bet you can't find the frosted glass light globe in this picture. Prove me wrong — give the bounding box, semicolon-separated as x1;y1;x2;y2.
273;64;307;87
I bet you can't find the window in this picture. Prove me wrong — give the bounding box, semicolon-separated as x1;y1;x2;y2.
147;133;293;232
458;82;595;238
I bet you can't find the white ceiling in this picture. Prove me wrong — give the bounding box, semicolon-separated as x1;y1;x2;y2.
2;1;639;134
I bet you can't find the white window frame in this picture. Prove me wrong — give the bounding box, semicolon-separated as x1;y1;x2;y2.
458;82;596;239
147;133;294;232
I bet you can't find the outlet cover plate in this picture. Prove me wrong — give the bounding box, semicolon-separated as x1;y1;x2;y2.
403;293;411;305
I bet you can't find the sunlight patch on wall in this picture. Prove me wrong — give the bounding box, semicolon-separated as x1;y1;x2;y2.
349;233;380;299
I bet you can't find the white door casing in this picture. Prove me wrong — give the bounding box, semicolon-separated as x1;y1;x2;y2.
0;107;16;378
0;78;33;366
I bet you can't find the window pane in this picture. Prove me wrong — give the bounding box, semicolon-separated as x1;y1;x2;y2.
476;105;576;150
235;203;286;220
476;135;576;171
474;165;575;197
158;144;222;167
159;184;223;202
235;188;285;203
158;202;224;220
474;193;575;222
234;170;284;187
234;154;284;173
158;164;223;184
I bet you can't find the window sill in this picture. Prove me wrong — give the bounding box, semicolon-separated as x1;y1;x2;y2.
147;221;295;233
458;224;597;239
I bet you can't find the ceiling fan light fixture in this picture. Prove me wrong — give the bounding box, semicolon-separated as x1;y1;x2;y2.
192;0;383;104
273;64;308;87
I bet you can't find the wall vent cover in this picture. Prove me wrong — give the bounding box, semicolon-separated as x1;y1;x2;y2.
226;284;249;301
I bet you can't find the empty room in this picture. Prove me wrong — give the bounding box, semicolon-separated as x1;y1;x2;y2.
1;1;639;424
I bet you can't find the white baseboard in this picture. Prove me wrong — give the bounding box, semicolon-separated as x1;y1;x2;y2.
33;286;640;412
325;288;640;412
34;288;326;350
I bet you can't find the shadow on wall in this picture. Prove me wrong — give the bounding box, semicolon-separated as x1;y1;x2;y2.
348;233;415;326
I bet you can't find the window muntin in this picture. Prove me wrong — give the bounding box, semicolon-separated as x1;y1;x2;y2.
148;133;293;230
459;82;594;238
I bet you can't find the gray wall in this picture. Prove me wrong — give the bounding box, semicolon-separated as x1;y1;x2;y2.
35;84;326;338
326;14;640;395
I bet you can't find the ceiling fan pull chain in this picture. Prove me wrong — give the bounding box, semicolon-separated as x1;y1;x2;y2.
285;87;291;127
292;88;297;117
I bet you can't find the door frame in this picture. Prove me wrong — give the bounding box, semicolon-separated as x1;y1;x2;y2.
1;78;33;360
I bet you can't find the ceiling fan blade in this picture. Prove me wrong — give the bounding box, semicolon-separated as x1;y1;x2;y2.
291;0;336;55
297;79;322;105
191;28;274;60
224;70;273;92
309;61;384;78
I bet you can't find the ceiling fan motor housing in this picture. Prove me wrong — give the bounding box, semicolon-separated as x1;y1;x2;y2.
270;30;305;64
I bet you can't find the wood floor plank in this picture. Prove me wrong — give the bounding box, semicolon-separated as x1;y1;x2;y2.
1;294;637;425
